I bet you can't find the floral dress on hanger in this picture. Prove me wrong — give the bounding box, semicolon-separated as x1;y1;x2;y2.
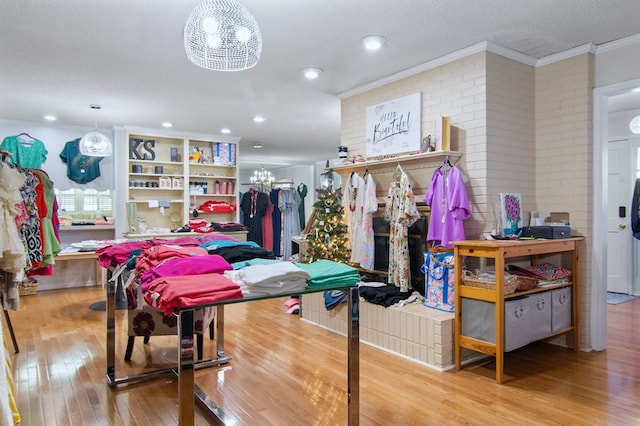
384;166;420;292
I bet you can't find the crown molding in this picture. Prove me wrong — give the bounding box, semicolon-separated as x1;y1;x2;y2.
337;35;636;100
536;43;596;67
595;33;640;54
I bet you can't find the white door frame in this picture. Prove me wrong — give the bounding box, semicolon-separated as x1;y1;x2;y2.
592;77;640;351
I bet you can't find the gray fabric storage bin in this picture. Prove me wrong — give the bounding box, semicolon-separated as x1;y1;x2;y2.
527;292;552;341
551;286;572;332
461;298;495;343
504;296;531;351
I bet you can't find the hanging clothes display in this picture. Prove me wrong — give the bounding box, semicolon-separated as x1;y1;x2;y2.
384;165;420;292
279;188;301;260
59;138;104;184
424;160;471;248
0;134;48;169
28;169;62;274
297;183;308;229
0;162;43;271
262;194;274;252
358;170;378;270
343;172;365;265
270;188;282;256
0;161;29;273
240;188;269;246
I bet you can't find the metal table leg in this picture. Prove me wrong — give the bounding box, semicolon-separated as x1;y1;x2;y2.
178;309;195;425
347;286;360;426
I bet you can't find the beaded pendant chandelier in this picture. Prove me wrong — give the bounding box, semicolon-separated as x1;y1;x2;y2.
184;0;262;71
79;104;112;157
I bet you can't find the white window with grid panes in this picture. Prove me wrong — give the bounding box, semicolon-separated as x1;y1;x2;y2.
54;188;113;217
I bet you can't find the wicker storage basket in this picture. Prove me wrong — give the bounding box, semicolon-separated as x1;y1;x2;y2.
18;280;38;296
462;271;518;295
511;275;538;291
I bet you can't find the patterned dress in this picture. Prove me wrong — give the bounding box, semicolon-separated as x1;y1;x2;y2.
343;172;365;265
358;173;378;270
384;167;420;292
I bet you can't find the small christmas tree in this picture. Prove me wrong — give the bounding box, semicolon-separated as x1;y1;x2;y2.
305;186;350;264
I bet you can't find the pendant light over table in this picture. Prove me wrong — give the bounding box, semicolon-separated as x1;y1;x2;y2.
79;104;112;157
184;0;262;71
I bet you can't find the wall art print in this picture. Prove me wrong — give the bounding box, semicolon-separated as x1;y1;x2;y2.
365;92;421;158
500;192;523;235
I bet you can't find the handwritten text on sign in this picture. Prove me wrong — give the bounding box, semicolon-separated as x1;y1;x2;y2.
365;92;421;157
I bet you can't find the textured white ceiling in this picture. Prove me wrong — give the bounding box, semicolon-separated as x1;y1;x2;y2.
1;0;639;168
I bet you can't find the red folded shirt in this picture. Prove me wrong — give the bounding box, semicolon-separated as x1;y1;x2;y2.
144;273;242;315
198;200;237;213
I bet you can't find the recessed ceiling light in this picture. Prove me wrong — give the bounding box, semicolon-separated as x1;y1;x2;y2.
43;115;57;121
253;142;263;149
631;87;640;93
361;35;386;51
303;67;322;79
162;122;173;128
253;116;265;123
221;128;231;134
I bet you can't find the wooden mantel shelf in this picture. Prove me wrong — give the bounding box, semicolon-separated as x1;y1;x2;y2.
331;150;462;176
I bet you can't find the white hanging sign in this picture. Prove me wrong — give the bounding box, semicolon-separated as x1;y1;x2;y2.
365;92;421;158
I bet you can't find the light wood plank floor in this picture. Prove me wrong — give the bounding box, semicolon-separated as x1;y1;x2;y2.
5;287;639;425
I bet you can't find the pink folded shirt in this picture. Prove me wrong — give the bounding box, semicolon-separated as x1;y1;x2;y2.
139;254;232;291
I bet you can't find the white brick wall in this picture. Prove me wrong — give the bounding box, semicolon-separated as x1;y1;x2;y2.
333;48;594;354
300;293;473;370
535;53;594;348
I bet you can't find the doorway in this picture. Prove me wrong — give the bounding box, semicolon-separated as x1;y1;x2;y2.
593;78;640;351
607;138;632;294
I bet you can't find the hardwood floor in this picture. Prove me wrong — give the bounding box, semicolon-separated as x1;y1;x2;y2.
5;286;639;425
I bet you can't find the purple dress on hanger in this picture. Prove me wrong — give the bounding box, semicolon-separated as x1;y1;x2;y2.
424;166;471;248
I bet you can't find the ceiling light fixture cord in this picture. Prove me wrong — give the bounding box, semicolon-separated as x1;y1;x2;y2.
184;0;262;71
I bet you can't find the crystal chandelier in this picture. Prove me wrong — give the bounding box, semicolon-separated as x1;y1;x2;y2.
250;165;274;187
183;0;262;71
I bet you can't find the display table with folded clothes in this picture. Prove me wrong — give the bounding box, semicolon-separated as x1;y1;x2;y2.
96;234;360;425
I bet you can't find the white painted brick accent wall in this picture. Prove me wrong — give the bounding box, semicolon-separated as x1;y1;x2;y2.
536;53;594;348
333;49;594;353
340;52;488;239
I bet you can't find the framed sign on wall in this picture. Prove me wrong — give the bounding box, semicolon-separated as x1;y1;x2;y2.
365;92;421;158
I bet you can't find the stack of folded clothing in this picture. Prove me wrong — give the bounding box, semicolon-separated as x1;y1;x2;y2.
138;254;232;291
135;245;208;275
211;222;247;232
202;240;276;263
144;273;242;316
294;259;361;288
224;261;310;296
